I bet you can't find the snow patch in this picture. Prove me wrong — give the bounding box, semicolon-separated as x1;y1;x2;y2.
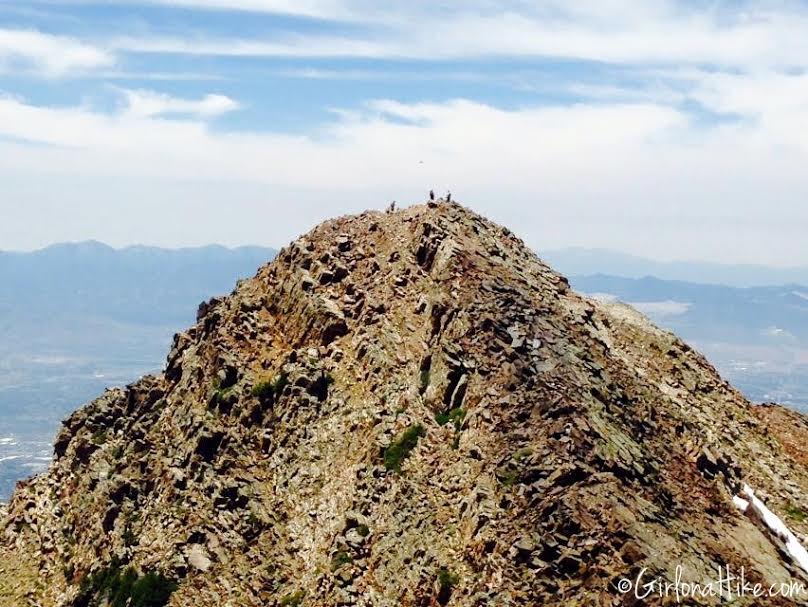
739;484;808;576
732;495;750;511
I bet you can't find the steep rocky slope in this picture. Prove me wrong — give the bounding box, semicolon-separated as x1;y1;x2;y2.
3;202;808;606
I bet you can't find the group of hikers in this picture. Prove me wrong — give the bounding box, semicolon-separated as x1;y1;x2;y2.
386;190;452;213
429;189;451;202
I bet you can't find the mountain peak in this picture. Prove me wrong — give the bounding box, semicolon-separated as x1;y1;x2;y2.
3;200;808;606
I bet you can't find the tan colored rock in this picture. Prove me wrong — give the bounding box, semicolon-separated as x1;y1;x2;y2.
187;544;212;572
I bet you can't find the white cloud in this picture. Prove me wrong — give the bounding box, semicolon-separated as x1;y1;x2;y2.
110;34;397;59
140;0;357;19
6;1;808;75
119;88;240;117
102;1;808;69
25;0;384;23
0;28;114;76
2;91;808;263
6;1;808;262
13;2;808;77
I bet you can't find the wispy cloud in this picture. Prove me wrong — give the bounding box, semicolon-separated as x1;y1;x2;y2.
109;34;396;59
11;2;808;77
0;28;114;76
139;0;359;19
98;2;808;69
79;0;400;23
119;88;240;117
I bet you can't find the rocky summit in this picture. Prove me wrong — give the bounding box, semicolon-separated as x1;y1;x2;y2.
3;202;808;606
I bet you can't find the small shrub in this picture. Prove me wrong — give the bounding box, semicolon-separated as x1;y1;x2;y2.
77;561;176;607
356;524;370;537
438;567;459;589
419;368;430;393
244;511;265;540
437;568;459;605
497;468;520;487
252;372;289;402
129;572;177;607
280;590;305;606
272;372;289;397
330;550;353;571
209;383;235;410
64;530;77;546
786;504;807;523
122;515;138;548
91;429;108;446
251;380;274;401
435;408;465;430
383;424;425;472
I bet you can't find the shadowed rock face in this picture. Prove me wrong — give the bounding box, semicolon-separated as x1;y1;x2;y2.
2;202;808;606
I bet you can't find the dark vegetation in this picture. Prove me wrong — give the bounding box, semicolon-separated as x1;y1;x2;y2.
435;407;465;430
251;372;289;402
75;561;176;607
279;590;305;606
383;424;425;472
437;568;459;605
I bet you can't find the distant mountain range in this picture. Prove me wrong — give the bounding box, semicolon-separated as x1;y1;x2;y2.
0;241;275;327
568;274;808;411
569;274;808;344
0;242;275;500
545;249;808;408
542;247;808;287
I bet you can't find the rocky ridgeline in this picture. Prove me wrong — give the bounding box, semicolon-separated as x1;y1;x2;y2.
2;201;808;606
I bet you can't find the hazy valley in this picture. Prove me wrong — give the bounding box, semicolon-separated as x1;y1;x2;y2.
0;243;275;500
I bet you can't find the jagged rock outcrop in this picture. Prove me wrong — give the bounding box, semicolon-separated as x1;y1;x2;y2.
3;201;808;606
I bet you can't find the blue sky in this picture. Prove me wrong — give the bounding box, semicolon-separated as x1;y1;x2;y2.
2;1;808;264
